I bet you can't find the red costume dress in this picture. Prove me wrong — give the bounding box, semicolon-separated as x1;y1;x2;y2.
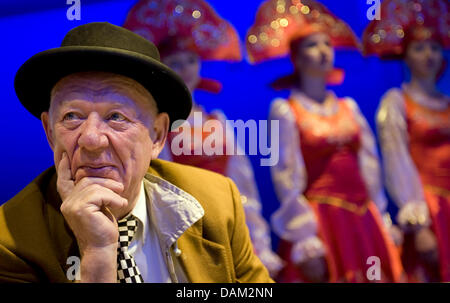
364;0;450;282
270;92;404;282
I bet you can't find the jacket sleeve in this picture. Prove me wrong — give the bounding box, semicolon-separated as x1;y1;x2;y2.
0;190;42;282
226;177;274;283
0;243;40;282
0;176;75;283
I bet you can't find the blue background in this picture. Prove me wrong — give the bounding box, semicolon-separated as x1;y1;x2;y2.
0;0;449;247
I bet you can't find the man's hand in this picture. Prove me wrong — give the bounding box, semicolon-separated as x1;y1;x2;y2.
57;153;128;282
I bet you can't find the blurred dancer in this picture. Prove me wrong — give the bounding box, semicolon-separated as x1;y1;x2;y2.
364;0;450;282
247;0;404;282
123;0;283;277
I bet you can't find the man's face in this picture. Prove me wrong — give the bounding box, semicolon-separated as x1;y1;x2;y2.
41;72;168;203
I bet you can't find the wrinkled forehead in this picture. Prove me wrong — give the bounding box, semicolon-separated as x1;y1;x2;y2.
49;71;157;114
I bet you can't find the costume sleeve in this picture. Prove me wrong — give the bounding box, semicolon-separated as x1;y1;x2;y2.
212;110;284;275
268;99;325;264
345;98;389;214
376;89;430;227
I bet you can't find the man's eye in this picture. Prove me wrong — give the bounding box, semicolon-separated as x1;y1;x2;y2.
108;112;126;122
63;112;80;121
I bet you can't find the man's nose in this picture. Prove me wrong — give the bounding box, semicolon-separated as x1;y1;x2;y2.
77;113;109;152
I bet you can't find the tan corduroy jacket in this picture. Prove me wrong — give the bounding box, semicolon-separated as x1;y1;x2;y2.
0;159;273;283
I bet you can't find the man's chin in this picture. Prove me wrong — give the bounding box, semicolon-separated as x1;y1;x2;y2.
111;208;128;220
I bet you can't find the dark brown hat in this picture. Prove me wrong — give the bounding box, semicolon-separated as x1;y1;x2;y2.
14;22;192;124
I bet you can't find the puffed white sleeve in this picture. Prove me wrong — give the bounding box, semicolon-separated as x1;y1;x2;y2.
268;99;325;264
345;98;389;214
211;110;284;275
375;89;430;227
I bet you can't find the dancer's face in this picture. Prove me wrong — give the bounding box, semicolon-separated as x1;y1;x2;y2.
293;32;335;78
163;51;201;92
405;39;443;80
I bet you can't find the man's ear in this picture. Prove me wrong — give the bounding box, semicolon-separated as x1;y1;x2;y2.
150;112;169;159
41;112;55;151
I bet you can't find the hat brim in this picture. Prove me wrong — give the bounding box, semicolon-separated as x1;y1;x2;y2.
14;46;192;125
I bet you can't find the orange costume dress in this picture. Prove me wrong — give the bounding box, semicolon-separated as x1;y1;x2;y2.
269;92;403;282
247;0;404;282
123;0;284;275
364;0;450;282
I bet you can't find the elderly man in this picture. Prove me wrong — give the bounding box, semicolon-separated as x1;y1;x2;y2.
0;22;272;283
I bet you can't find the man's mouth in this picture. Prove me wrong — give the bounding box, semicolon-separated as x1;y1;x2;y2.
76;165;118;179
